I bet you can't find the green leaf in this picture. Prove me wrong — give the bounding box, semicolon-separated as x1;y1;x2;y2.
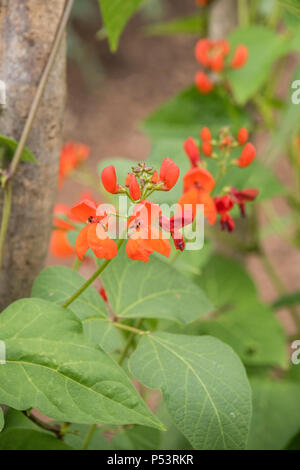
145;14;206;36
215;160;286;201
226;26;288;104
31;266;121;353
0;410;72;450
286;431;300;449
65;423;161;450
247;378;300;450
129;332;252;450
0;408;3;432
279;0;300;18
0;134;38;164
195;254;257;308
98;0;143;51
273;291;300;309
187;303;287;368
143;86;251;140
0;298;163;430
102;246;213;323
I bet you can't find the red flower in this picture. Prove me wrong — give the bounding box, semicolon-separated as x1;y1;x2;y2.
200;127;212;142
210;52;224;72
195;39;211;67
59;142;90;188
195;71;214;94
231;187;259;217
231;45;248;69
184;138;201;167
50;204;75;258
151;170;159;184
214;195;234;214
159;210;193;252
237;127;249;145
99;287;108;302
202;141;213;157
159;158;180;190
126;201;171;262
101;165;119;194
237;143;256;168
71;199;118;260
220;212;235;232
128;174;141;201
178;167;216;225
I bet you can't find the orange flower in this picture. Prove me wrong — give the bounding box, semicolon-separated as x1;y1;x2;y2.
195;71;214;94
101;165;119;194
231;45;248;69
59;142;90;188
71;199;118;260
237;143;256;168
237;127;249;145
50;205;75;258
178;167;217;225
128;174;141;201
159;158;180;190
126;201;171;262
184;137;201;167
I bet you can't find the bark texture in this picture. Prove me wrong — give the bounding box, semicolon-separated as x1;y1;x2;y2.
0;0;66;309
209;0;238;40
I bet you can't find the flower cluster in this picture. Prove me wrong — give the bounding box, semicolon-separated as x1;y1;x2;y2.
183;126;259;232
67;158;180;263
59;142;90;188
194;38;248;94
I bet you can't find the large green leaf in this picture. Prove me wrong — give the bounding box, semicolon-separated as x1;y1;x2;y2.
247;378;300;450
226;26;288;104
0;410;72;450
0;134;38;164
65;423;161;450
129;333;252;450
143;86;251;140
184;303;287;368
101;247;213;323
31;266;121;353
98;0;143;51
0;298;163;430
0;408;3;432
195;254;257;308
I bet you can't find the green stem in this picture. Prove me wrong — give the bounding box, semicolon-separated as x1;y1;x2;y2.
62;239;125;308
81;423;97;450
72;257;82;272
113;321;148;336
0;181;12;270
118;318;143;366
238;0;249;27
260;251;300;332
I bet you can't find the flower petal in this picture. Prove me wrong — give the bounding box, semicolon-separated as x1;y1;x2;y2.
70;199;97;222
75;225;90;260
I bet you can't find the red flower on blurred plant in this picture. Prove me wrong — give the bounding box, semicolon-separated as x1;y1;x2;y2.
159;158;180;190
184;137;201;167
178;167;217;225
231;45;248;69
126;201;171;262
101;165;119;194
237;142;256;168
231;187;259;217
59;142;90;188
214;194;235;232
50;204;75;258
71;199;118;260
195;71;214;94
